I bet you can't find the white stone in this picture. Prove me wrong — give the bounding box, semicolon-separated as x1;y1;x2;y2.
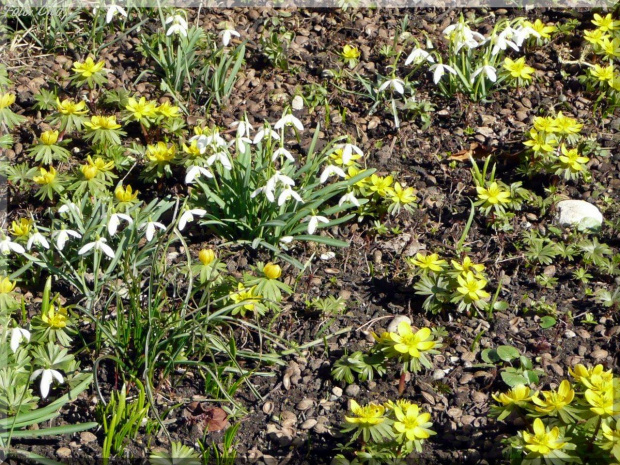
387;315;412;333
291;95;304;110
555;200;603;231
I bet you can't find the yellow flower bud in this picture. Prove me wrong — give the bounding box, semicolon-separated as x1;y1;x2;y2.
115;184;139;203
0;93;16;109
10;218;33;237
199;249;216;266
40;130;59;145
33;167;57;185
263;262;282;279
0;276;16;294
81;164;99;180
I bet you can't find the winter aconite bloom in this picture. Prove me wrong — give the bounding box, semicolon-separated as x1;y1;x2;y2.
72;57;105;78
522;419;566;456
532;380;575;415
84;115;121;130
198;249;216;266
0;276;16;294
592;13;619;32
115;184;139;203
368;174;393;197
525;19;556;39
388;183;417;205
590;64;615;82
56;98;88;115
125;97;158;122
393;403;434;441
345;400;385;426
410;253;446;272
10;218;33;238
229;283;260;312
559;145;589;173
33;167;57;185
476;182;511;205
42;306;69;329
523;129;557;153
585;386;616;417
503;57;535;81
156;102;180;118
553;112;582;135
456;272;490;302
389;322;438;358
0;93;16;109
263;263;282;280
569;364;613;388
492;384;534;406
451;256;485;274
341;45;361;68
146;142;176;165
40;130;59;145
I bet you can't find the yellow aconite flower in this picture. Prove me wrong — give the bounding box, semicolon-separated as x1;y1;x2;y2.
600;36;620;59
569;364;611;385
526;19;556;39
56;98;88;115
559;145;589;172
476;182;511;205
263;263;282;279
393;403;434;441
411;253;446;272
532;380;575;414
344;400;385;426
601;420;620;450
72;57;105;78
456;271;490;301
451;256;485;274
342;45;361;60
0;276;16;294
389;182;417;204
198;249;216;266
183;140;202;158
330;149;361;166
368;174;394;196
503;57;535;80
591;64;615;82
585;387;616;416
42;305;68;329
33;167;57;185
10;218;33;238
156;102;180;118
553;112;582;135
84;115;121;130
146;142;176;164
533;116;558;133
115;184;139;203
493;384;534;406
87;155;114;173
80;164;99;180
522;418;566;455
0;93;16;109
592;13;619;32
389;322;438;358
584;29;609;46
523;129;556;153
40;130;59;145
229;283;260;311
125;97;158;121
347;166;369;188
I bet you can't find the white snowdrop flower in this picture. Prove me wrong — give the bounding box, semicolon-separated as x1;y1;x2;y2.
378;78;405;94
54;229;82;251
251;187;265;199
220;27;240;47
79;237;115;259
141;221;166;242
105;4;127;24
58;202;81;218
10;327;30;353
339;192;361;207
430;64;457;85
272;147;295;162
291;95;304;111
305;215;329;235
443;22;484;52
253;127;280;144
27;232;49;250
191;132;227;151
470;65;497;83
207;151;232;171
278;187;304;206
264;171;295;202
165;14;188;37
0;236;25;255
279;236;294;245
30;368;64;400
491;28;519;55
405;48;435;66
107;213;133;237
232;136;252;154
232;118;253;138
320;251;336;260
334;143;363;165
274;114;304;132
178;209;206;231
513;25;540;47
320;165;346;184
185;166;214;184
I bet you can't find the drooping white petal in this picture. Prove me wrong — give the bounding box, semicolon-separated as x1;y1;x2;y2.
78;242;96;256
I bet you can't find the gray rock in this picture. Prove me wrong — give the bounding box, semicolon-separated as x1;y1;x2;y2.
344;384;360;397
555;200;603;231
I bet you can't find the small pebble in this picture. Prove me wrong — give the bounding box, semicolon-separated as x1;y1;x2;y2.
331;386;343;397
345;384;360;396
